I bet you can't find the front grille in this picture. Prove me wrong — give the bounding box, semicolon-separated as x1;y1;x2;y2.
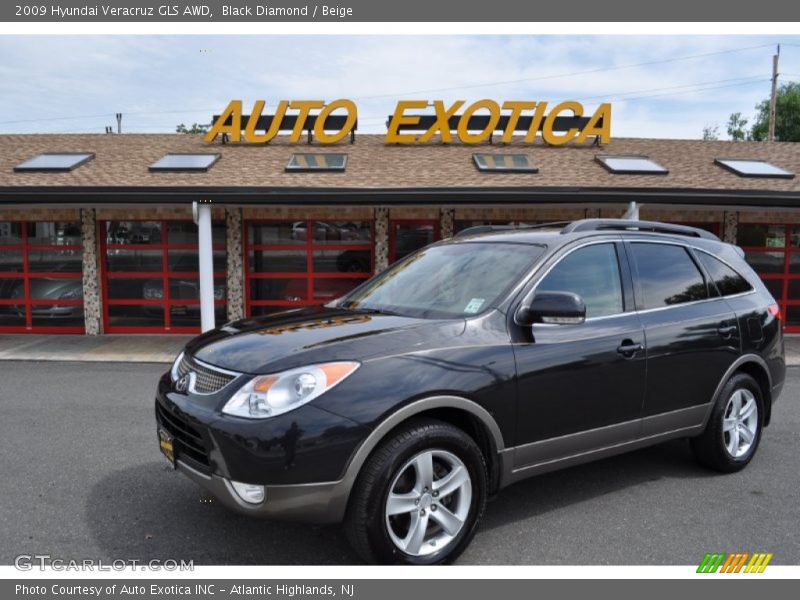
175;353;237;394
156;401;211;472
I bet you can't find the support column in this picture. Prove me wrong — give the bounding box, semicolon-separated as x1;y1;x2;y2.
723;211;739;244
194;201;215;332
440;208;455;240
80;208;102;335
225;207;245;322
374;207;389;273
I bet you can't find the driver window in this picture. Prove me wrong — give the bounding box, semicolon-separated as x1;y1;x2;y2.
537;243;624;318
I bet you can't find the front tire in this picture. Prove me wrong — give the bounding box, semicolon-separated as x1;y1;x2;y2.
344;418;487;565
691;372;763;473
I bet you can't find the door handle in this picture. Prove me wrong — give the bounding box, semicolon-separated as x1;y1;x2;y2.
617;340;643;357
718;324;738;338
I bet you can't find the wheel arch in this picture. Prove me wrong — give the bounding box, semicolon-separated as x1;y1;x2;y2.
704;354;773;428
330;396;506;522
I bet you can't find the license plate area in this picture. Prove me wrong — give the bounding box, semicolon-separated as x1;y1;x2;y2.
158;428;176;468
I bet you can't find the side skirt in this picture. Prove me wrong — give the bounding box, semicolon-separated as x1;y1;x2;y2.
500;404;708;487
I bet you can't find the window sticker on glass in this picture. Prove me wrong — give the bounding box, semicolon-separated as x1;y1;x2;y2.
464;298;485;314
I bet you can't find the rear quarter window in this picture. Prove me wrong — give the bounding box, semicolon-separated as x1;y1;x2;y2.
695;251;753;296
630;243;708;310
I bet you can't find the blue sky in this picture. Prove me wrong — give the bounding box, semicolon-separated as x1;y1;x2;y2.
0;35;799;139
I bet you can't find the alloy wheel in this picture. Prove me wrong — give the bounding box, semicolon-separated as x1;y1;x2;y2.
384;449;472;557
722;388;758;459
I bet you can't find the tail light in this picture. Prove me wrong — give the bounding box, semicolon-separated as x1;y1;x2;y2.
768;303;781;320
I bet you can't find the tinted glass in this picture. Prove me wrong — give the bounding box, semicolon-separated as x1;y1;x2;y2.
27;249;82;272
286;154;346;171
716;159;794;178
473;154;537;172
339;242;542;319
393;223;436;262
248;223;303;245
15;153;94;171
0;223;22;245
312;221;371;244
631;243;708;309
105;221;163;245
26;221;81;245
736;224;786;248
696;252;753;297
597;156;667;174
313;249;372;273
537;243;623;318
763;278;784;300
166;221;226;245
149;154;219;171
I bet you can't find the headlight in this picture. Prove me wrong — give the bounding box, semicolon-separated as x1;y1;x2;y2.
170;351;184;381
222;361;360;419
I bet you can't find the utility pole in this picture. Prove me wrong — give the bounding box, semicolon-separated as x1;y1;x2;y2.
768;44;780;142
116;112;123;134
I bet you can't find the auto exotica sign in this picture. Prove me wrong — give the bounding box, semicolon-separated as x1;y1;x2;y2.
205;99;611;146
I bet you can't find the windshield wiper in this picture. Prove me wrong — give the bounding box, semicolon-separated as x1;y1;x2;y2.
340;304;400;317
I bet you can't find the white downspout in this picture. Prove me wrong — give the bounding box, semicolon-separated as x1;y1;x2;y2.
623;201;639;221
193;200;216;332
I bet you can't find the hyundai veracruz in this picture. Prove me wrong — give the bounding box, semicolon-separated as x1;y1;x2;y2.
155;219;785;564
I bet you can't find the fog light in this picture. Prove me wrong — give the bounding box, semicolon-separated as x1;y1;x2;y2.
230;481;265;504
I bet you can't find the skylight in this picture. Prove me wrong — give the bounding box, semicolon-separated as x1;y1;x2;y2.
595;155;668;175
149;153;220;172
14;153;95;172
473;154;538;173
714;158;794;179
286;154;347;172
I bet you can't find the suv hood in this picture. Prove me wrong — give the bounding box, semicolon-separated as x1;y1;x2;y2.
186;306;465;374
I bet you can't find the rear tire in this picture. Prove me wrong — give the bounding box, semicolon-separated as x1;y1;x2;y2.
344;418;487;565
691;372;763;473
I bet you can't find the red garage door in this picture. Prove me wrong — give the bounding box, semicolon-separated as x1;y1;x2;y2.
245;220;373;317
0;220;84;333
101;220;227;333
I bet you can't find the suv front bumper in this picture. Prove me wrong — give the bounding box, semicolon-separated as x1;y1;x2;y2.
175;457;352;523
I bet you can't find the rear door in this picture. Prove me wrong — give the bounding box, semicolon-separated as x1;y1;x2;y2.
626;240;740;434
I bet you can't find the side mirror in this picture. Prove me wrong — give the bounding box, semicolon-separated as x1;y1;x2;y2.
516;291;586;326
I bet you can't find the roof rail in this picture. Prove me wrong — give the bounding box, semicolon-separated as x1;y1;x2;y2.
455;221;571;238
561;219;720;241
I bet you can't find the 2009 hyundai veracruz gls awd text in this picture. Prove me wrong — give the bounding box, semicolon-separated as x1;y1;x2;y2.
155;219;785;564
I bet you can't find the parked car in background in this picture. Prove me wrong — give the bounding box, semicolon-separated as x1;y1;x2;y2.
156;220;785;564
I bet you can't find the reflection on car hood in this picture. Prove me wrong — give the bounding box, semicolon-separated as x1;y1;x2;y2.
187;306;465;374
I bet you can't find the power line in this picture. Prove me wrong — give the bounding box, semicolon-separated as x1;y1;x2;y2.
349;42;777;100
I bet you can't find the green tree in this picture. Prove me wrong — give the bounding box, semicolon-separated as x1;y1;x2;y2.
727;112;749;141
749;82;800;141
176;122;210;134
702;125;720;140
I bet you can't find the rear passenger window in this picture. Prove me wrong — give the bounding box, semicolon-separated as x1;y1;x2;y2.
537;243;624;318
696;252;753;296
630;243;708;309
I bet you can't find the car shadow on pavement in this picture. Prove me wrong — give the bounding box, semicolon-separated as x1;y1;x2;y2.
86;461;357;565
478;438;711;532
86;439;712;565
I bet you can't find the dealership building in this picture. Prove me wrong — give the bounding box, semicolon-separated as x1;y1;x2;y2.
1;130;799;334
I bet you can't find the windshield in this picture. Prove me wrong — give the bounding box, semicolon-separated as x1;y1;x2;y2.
336;242;544;319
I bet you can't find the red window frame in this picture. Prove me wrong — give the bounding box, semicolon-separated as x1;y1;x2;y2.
100;220;226;334
0;220;84;334
389;219;441;264
736;222;800;332
244;219;374;316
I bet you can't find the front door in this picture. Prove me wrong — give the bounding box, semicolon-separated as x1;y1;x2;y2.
511;241;647;469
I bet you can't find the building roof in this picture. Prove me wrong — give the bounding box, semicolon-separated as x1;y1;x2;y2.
1;133;799;206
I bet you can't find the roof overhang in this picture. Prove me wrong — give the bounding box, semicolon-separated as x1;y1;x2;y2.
1;186;799;208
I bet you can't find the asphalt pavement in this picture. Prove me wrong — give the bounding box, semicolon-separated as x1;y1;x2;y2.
0;360;797;565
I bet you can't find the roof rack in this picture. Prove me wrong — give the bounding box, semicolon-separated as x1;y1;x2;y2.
561;219;720;241
454;222;571;238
